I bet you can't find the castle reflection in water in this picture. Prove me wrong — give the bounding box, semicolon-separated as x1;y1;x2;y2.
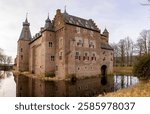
14;74;138;97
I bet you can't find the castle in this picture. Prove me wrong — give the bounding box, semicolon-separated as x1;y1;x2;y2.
17;9;113;79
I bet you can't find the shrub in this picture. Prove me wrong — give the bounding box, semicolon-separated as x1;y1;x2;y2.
66;73;76;79
66;73;77;81
133;54;150;79
45;72;55;78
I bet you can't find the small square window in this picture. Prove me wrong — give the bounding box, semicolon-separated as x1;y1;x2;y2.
51;56;55;61
49;42;53;47
21;55;23;60
21;48;23;52
78;67;80;70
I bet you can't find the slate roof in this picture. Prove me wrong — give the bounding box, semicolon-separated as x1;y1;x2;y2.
101;43;113;50
62;12;100;32
29;11;101;44
19;18;32;41
44;16;53;31
103;28;108;33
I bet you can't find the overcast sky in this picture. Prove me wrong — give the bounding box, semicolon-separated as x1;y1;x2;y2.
0;0;150;59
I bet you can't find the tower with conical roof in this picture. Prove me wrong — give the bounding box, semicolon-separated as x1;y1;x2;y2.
17;17;32;71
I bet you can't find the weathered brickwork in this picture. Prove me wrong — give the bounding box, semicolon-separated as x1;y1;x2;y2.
17;9;113;79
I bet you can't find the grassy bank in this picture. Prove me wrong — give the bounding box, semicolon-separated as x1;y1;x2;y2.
103;66;150;97
114;66;133;75
105;80;150;97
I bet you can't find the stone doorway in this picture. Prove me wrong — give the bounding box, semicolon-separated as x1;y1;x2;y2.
101;65;107;76
101;65;107;85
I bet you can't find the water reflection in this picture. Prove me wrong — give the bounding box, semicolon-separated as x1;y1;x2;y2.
0;71;16;97
0;70;139;97
14;74;139;97
114;75;139;91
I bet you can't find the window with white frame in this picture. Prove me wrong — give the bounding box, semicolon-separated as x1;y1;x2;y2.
89;41;95;48
49;42;53;47
59;51;63;60
83;52;89;61
77;39;83;47
91;52;96;61
75;51;80;60
51;56;55;61
76;27;80;34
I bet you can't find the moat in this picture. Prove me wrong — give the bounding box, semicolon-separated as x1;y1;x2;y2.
0;71;139;97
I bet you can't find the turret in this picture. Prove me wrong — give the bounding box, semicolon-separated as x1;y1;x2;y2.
41;15;55;74
44;15;53;30
17;17;32;71
103;28;109;37
103;28;109;43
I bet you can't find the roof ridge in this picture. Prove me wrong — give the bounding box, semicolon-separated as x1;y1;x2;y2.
62;13;100;32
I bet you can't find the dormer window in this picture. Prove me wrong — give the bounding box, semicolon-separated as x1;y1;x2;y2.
76;22;79;25
78;19;81;23
85;21;88;25
70;17;73;21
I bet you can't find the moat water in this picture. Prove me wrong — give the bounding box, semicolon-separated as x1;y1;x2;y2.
0;71;139;97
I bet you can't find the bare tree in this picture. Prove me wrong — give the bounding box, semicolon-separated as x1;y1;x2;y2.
0;48;4;64
130;40;135;66
124;37;134;66
118;39;126;66
2;55;7;64
111;43;119;66
7;56;12;65
135;38;144;56
135;30;150;56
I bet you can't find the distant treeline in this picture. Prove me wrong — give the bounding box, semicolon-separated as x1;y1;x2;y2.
0;47;13;70
0;64;13;70
111;29;150;66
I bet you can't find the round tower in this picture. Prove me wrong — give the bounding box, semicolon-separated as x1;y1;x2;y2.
17;17;32;71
